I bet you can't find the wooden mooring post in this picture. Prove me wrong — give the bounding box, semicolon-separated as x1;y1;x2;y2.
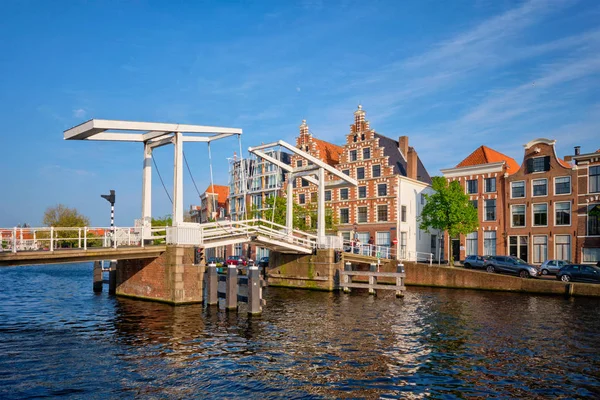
108;260;117;295
340;262;406;297
205;263;218;305
212;264;266;314
93;261;103;293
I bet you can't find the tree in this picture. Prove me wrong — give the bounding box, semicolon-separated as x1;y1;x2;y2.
151;215;172;244
43;204;90;227
256;195;336;232
42;204;91;248
419;176;479;266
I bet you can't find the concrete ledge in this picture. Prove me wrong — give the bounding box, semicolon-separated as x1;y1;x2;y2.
115;291;204;305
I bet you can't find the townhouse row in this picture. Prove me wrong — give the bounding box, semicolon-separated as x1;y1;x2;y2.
441;139;600;264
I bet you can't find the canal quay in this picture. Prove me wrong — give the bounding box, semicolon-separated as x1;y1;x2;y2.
1;262;599;399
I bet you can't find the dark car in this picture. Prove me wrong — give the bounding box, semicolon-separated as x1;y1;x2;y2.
258;256;269;268
484;256;539;278
226;255;248;266
556;264;600;283
463;255;491;269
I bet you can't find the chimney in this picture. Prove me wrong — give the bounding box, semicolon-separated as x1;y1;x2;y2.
574;146;581;156
407;147;418;180
399;136;409;159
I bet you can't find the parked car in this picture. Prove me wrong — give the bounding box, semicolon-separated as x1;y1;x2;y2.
539;259;570;276
258;257;269;268
463;255;491;269
484;256;539;278
207;257;224;267
556;264;600;283
226;255;249;266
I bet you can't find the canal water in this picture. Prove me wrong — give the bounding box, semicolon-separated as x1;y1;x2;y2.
1;263;599;399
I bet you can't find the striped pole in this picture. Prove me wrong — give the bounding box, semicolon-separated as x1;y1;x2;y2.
110;203;115;235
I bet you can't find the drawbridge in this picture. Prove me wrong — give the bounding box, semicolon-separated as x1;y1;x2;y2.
166;218;317;254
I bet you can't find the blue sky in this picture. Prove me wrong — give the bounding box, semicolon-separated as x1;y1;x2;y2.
1;0;599;227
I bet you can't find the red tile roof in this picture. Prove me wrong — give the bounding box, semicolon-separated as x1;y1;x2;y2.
558;158;571;168
313;137;342;166
204;185;229;206
456;145;520;174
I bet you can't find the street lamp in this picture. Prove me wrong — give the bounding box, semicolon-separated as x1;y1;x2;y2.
353;223;358;240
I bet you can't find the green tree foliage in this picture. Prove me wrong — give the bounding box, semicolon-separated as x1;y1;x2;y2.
151;215;172;244
419;177;479;265
254;195;337;232
41;204;92;248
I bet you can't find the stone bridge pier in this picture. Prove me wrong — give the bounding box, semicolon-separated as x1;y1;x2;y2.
115;246;205;305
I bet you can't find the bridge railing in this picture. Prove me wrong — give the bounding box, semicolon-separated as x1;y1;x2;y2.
343;240;396;260
0;226;146;253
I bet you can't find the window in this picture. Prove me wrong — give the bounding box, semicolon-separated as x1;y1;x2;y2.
377;205;388;221
340;188;349;200
555;202;570;226
357;167;365;180
401;205;407;222
350;150;357;161
533;235;548;264
376;231;390;246
342;169;350;177
484;231;496;256
533;203;548;226
298;194;305;204
512;205;526;227
555;176;571;195
470;200;478;210
527;156;550;173
512;181;525;198
583;247;600;262
310;192;317;203
466;232;478;256
484;199;496;221
591;166;600;193
532;179;547;196
296;160;302;168
555;235;571;261
357;207;367;223
588;204;600;235
372;165;381;178
400;232;407;258
466;179;478;194
378;184;387;196
363;147;371;160
325;190;331;201
485;177;496;193
358;186;367;198
340;208;349;224
301;179;309;187
341;231;351;241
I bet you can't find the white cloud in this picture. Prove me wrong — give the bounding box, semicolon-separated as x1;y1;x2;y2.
72;108;87;119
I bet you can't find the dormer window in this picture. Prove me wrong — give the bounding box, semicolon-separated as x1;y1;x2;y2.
527;156;550;173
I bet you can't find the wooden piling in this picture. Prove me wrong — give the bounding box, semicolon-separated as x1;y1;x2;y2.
369;263;377;295
344;262;352;293
247;266;262;315
93;261;103;293
226;265;238;310
108;260;117;295
205;263;218;305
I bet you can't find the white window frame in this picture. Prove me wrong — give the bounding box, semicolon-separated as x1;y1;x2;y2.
511;180;526;199
554;201;571;227
357;206;368;223
532;235;548;264
555;235;571;261
372;164;381;178
532;178;548;197
484;177;496;193
532;202;548;227
554;176;571;196
484;199;496;221
511;204;526;228
483;231;496;256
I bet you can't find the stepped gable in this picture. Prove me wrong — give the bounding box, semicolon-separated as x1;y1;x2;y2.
456;145;520;174
374;133;432;184
296;119;342;166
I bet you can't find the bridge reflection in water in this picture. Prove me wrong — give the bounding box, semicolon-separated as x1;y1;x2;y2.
1;262;599;398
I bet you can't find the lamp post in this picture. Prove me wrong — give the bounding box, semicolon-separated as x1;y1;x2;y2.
353;223;358;240
101;190;116;237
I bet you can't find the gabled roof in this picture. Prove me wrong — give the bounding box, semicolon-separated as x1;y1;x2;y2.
313;137;343;166
204;184;229;206
374;133;432;184
456;145;520;174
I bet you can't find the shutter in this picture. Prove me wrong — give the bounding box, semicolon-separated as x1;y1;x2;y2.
544;156;550;171
526;158;533;173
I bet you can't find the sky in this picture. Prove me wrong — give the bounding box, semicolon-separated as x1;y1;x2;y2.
1;0;599;227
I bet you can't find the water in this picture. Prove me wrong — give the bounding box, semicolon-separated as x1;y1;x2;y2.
1;263;599;399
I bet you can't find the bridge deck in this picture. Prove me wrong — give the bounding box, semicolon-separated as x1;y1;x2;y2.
0;246;166;267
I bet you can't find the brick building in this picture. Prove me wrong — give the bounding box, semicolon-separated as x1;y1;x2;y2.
287;106;437;260
505;139;577;264
191;184;229;224
569;146;600;263
441;145;520;261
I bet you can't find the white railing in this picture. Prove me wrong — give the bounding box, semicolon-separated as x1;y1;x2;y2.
0;226;149;253
343;240;396;260
398;249;434;266
319;235;343;250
